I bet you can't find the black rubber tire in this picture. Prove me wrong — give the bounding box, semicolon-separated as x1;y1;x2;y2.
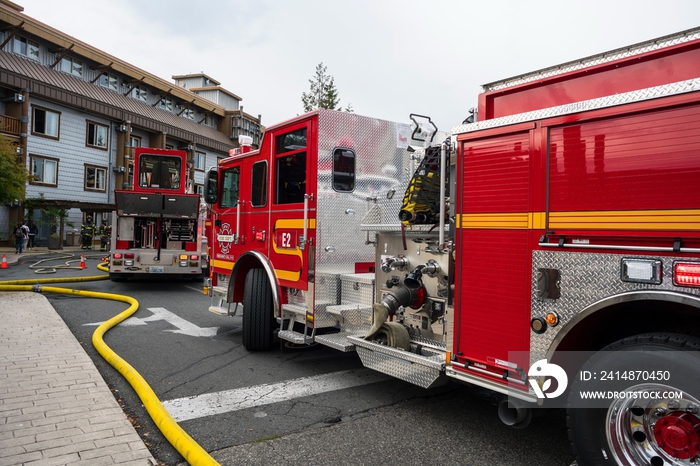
567;333;700;466
242;268;274;351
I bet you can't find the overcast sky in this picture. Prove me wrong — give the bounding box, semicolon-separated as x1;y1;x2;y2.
20;0;700;131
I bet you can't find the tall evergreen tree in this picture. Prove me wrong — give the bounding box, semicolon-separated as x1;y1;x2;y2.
301;62;352;112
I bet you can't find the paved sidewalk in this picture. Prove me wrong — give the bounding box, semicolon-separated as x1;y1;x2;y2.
0;290;156;465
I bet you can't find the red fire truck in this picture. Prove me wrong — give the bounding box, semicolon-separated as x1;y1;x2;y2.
108;147;205;281
203;28;700;465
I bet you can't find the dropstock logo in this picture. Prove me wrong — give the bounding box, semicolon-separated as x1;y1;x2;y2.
528;359;568;399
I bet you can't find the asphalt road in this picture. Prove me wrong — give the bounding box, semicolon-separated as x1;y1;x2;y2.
5;253;576;466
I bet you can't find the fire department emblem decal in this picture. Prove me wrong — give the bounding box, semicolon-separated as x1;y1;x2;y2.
217;223;235;254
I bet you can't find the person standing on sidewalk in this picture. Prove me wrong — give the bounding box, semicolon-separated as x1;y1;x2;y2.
27;221;37;250
13;222;27;253
21;222;30;251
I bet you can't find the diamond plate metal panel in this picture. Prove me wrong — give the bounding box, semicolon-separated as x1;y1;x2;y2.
350;336;447;389
316;272;341;306
314;110;412;278
340;273;375;306
326;303;372;330
453;78;700;135
530;251;700;361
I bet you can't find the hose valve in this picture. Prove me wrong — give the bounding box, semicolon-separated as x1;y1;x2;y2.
381;255;408;273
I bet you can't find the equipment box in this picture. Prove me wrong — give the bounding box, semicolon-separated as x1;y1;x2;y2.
340;273;375;306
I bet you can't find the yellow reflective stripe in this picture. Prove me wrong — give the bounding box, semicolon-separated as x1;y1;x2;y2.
272;219;306;282
210;259;234;271
460;213;530;229
529;212;546;229
457;210;700;230
276;269;301;281
209;259;299;282
275;218;316;229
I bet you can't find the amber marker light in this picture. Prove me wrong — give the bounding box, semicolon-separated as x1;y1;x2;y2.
545;312;559;326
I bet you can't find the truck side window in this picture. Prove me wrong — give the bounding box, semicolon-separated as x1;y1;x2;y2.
332;148;355;192
220;167;239;208
275;128;307;204
276;154;306;203
251;161;267;207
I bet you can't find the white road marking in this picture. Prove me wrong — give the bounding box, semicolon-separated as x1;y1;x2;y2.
162;368;391;422
83;307;219;337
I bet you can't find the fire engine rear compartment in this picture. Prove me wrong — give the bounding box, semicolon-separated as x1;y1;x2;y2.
110;190;202;277
448;91;700;395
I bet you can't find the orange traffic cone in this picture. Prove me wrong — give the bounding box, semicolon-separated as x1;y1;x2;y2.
1;254;7;269
80;254;87;269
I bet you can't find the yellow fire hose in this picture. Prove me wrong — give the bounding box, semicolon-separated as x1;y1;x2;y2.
0;259;220;466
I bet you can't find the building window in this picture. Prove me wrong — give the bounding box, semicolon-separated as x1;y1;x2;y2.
130;86;147;102
204;114;216;127
13;36;39;60
130;135;141;148
86;121;108;149
182;109;194;120
194;151;206;171
59;57;83;77
32;107;60;139
98;73;118;90
84;164;107;192
158;97;173;112
30;155;58;186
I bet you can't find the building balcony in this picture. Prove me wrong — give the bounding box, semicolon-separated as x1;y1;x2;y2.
0;114;20;136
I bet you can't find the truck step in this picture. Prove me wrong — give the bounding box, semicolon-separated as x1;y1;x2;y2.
281;303;307;316
315;331;360;352
209;286;238;316
326;303;372;328
348;335;447;389
281;303;339;328
208;306;230;316
278;329;308;345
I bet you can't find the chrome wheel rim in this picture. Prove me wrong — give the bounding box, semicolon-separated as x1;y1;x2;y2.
606;384;700;466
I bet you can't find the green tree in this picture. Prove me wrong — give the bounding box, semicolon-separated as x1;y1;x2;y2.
0;136;29;204
301;62;353;112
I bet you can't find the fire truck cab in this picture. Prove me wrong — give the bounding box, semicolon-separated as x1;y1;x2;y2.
203;111;432;351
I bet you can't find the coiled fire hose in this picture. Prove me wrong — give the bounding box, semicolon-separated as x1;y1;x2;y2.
0;258;220;466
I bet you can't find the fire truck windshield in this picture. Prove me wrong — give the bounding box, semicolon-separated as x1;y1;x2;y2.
139;154;181;189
